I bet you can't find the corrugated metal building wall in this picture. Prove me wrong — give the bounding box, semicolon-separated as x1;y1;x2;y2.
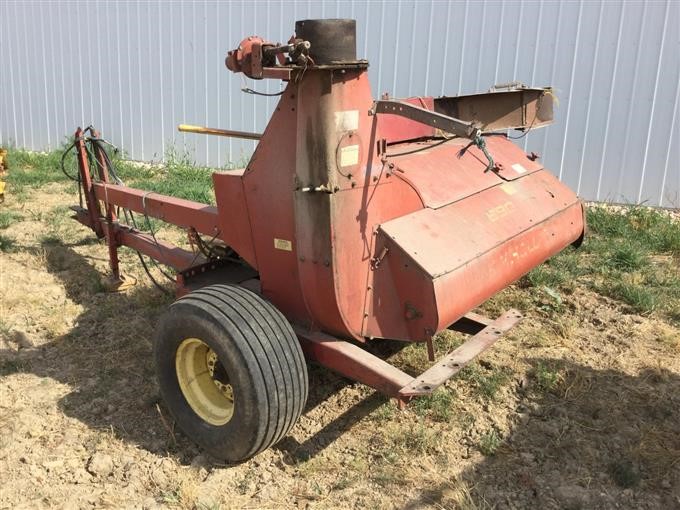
1;0;678;207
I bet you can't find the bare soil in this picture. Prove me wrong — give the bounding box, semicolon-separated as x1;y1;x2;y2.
1;184;679;509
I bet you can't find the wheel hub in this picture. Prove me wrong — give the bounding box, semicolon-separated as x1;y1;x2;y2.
175;338;235;426
206;350;234;401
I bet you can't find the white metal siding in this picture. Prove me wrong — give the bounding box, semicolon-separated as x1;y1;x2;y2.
1;0;678;207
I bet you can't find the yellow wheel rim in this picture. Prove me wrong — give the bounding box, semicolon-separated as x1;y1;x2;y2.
175;338;234;426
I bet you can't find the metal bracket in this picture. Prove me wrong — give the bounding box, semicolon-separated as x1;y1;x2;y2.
370;99;480;140
399;309;522;396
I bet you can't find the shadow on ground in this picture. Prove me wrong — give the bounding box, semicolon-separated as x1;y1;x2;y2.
403;360;680;509
2;241;679;508
0;241;393;464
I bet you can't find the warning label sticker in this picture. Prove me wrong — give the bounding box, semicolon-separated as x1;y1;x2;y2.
340;145;360;167
274;238;293;251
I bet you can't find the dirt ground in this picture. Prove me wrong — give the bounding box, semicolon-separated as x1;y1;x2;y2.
1;182;679;509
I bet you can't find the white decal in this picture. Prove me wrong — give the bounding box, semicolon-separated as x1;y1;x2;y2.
274;238;293;251
335;110;359;131
340;144;360;167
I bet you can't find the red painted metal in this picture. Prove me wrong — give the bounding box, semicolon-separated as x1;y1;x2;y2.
399;309;522;396
74;129;104;238
91;183;220;236
295;327;413;399
69;20;586;401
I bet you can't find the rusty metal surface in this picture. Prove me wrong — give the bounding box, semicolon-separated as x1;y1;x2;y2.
388;135;544;209
399;309;522;396
239;82;311;325
106;224;200;271
380;169;580;279
178;259;258;296
294;327;413;397
372;100;478;139
74;129;104;238
433;87;554;132
375;96;436;142
369;169;583;341
68;20;587;405
92;183;220;237
212;170;258;269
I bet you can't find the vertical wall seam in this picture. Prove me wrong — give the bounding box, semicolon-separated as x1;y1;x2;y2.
457;0;469;95
376;1;386;95
595;2;626;201
39;7;51;149
126;2;135;156
407;2;418;95
22;5;34;147
116;5;124;150
525;0;544;152
5;4;18;144
474;1;487;92
392;1;403;94
511;1;524;83
423;0;435;94
638;0;670;203
615;4;648;201
204;0;209;164
658;78;680;206
159;0;166;160
136;2;145;159
439;0;452;95
492;1;505;87
541;0;564;160
6;2;18;144
48;3;60;148
576;0;604;195
557;0;584;181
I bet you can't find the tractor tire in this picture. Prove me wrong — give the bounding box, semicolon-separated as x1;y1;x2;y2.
154;284;308;462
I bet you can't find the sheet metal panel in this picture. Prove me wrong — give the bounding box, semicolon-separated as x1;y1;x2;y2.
0;0;677;207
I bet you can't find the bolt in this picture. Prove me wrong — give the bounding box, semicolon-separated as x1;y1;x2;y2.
388;162;395;169
351;181;357;188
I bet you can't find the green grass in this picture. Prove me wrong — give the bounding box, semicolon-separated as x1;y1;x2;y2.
588;206;680;256
372;400;396;422
603;280;658;314
478;429;501;456
532;361;563;392
4;143;228;205
606;243;649;271
0;234;16;252
412;388;456;422
0;210;22;229
523;206;679;323
459;364;512;401
5;144;75;192
396;421;438;454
